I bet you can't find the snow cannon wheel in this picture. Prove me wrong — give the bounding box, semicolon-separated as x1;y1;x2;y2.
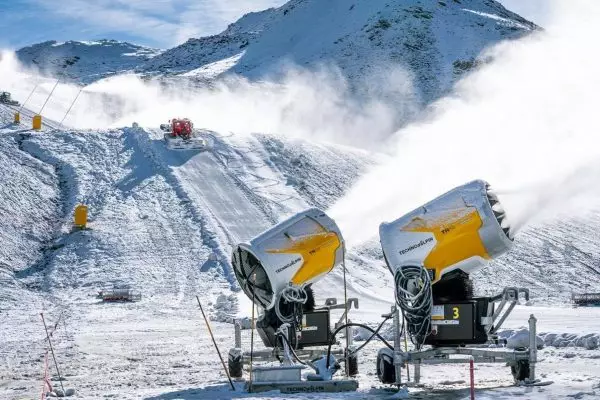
511;360;530;382
228;350;243;379
376;348;396;384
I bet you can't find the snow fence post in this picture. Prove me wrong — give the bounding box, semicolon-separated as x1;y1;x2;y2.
528;314;537;382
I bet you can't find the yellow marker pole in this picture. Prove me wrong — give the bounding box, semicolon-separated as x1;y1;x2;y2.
32;115;42;130
14;112;20;124
249;282;256;392
74;204;88;229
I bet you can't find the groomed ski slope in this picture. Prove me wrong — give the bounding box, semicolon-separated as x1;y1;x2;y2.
2;106;600;399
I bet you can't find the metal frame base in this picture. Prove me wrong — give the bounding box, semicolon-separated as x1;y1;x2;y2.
228;297;360;394
389;287;538;386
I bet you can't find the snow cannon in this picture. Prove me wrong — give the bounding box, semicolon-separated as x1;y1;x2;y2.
373;180;537;388
232;208;344;312
380;179;513;287
379;180;515;346
228;208;360;391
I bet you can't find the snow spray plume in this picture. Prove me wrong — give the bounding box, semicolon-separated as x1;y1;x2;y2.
0;50;417;148
0;51;91;124
330;1;600;247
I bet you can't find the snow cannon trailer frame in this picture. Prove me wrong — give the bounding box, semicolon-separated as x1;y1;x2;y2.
375;287;547;389
0;91;19;106
228;297;360;394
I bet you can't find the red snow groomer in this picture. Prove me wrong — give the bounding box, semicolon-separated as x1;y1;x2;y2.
161;118;206;150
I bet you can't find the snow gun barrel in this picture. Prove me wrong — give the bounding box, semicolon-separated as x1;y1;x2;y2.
231;208;345;310
379;179;514;285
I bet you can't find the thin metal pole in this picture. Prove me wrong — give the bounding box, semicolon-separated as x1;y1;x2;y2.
19;82;39;112
249;285;256;392
196;296;235;391
38;79;60;115
404;323;410;381
342;257;349;377
58;87;83;130
40;313;65;394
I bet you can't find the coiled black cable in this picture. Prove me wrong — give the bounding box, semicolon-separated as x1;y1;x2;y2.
394;265;432;348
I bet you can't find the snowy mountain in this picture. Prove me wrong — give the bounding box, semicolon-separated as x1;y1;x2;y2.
16;40;161;84
139;0;537;103
15;0;536;104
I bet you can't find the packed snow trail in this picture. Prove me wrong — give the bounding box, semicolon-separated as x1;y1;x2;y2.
140;128;312;248
152;131;275;244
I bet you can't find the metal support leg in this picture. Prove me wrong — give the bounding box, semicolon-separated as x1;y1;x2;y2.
528;314;537;381
392;306;403;386
414;361;421;384
234;320;242;349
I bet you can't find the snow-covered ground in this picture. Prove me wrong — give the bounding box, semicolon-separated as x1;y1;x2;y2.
1;104;600;400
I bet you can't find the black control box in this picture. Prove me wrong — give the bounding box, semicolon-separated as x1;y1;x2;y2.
298;309;330;347
424;298;492;346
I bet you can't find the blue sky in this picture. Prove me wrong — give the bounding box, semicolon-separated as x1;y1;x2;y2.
0;0;287;49
0;0;552;50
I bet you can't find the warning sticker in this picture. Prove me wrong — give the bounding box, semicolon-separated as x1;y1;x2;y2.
432;305;444;320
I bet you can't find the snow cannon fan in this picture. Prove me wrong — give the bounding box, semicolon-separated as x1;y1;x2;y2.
232;208;345;348
379;179;514;347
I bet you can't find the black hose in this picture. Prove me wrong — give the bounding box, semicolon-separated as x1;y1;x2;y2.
325;321;394;369
348;316;391;356
278;331;308;366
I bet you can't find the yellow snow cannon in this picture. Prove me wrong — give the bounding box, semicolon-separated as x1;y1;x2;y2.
232;208;344;311
231;208;347;348
379;179;514;346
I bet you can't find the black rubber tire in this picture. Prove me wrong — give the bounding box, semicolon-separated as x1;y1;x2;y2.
346;352;359;377
228;353;243;379
511;360;530;382
376;348;396;384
